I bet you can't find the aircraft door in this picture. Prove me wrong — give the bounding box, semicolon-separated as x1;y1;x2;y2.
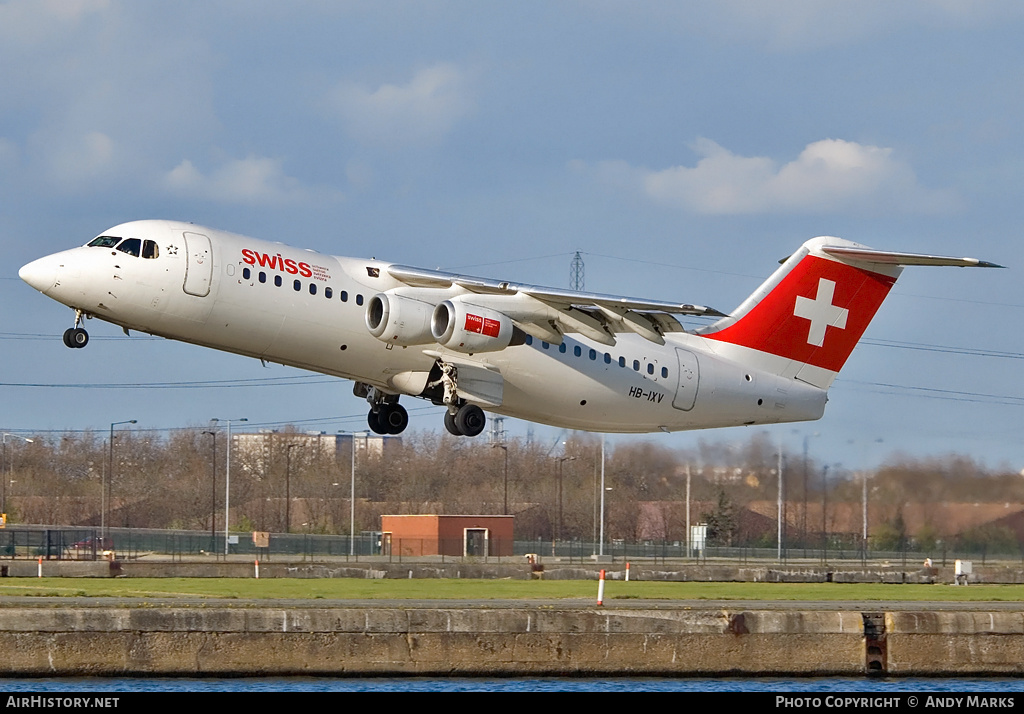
672;348;700;411
182;232;213;297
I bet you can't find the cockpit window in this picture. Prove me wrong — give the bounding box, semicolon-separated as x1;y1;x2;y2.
116;238;141;257
88;236;121;248
142;240;159;259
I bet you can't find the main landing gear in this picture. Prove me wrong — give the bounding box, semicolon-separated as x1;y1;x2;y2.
367;401;409;435
354;356;490;438
357;384;410;435
429;359;487;437
443;403;486;437
62;310;89;349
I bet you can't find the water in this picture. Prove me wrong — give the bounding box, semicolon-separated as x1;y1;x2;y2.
1;677;1021;693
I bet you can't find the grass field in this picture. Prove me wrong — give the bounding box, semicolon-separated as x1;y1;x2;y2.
1;578;1023;602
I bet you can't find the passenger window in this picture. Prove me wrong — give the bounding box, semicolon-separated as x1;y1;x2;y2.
661;367;668;378
142;240;159;259
275;275;282;287
525;335;533;345
325;287;333;299
356;294;364;306
604;353;611;364
293;280;301;291
88;236;121;248
647;363;654;375
618;357;625;368
559;343;567;354
542;341;549;350
242;267;251;280
574;346;582;357
341;291;348;302
309;283;317;296
116;238;141;257
259;272;267;284
633;360;640;371
589;349;597;360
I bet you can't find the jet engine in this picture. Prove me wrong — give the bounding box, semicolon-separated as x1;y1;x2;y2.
365;292;435;345
431;299;514;353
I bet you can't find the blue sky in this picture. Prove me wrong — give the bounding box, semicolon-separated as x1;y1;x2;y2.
2;1;1022;471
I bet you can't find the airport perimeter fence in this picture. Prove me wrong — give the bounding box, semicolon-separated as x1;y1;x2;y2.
3;524;1024;568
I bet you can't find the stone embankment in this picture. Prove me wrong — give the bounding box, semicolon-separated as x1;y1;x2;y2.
4;558;1021;676
0;603;1021;676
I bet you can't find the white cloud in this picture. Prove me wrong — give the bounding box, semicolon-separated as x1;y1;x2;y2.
592;1;1024;52
328;63;476;147
25;129;119;190
594;138;958;215
0;0;109;48
164;156;341;206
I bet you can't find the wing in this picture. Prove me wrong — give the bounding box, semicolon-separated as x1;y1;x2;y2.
386;264;725;346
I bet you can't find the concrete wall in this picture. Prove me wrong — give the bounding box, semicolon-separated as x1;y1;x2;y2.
6;558;1018;583
0;605;1021;676
0;606;861;676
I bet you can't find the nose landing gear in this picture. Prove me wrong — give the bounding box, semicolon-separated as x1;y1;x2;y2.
62;310;89;348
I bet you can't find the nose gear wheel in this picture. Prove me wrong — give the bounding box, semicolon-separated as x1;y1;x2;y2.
63;310;89;349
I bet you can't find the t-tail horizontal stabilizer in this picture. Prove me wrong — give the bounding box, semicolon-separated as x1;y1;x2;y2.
699;237;1002;390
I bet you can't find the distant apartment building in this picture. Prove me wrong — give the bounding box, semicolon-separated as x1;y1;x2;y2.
232;430;397;472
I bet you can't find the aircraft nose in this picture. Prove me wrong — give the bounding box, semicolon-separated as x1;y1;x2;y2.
19;255;59;294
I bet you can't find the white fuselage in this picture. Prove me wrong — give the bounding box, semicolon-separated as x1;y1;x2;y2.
21;220;828;433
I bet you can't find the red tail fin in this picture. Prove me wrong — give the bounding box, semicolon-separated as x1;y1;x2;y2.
701;237;900;386
701;237;1000;388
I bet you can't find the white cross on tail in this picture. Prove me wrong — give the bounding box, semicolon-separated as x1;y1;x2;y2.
793;278;848;347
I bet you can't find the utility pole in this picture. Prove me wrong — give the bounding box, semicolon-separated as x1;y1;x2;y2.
203;431;217;552
106;420;136;538
285;443;302;533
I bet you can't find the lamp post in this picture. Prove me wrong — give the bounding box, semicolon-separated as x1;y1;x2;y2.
285;443;302;533
211;418;247;556
554;455;576;541
337;431;369;556
106;420;136;538
493;443;509;515
203;430;217;551
685;464;691;557
858;438;882;559
1;433;34;517
801;432;820;550
777;436;784;562
599;435;606;557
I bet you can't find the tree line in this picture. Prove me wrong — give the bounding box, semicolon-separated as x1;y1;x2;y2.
2;428;1021;550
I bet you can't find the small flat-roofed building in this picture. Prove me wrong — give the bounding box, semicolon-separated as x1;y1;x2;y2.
381;514;514;557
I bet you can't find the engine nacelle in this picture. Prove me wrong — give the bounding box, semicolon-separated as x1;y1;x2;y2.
431;299;514;353
365;292;435;345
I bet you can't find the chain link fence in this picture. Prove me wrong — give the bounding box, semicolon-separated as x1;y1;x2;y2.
3;524;1022;568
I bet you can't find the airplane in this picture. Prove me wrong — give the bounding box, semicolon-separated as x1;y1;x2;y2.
18;220;1001;438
